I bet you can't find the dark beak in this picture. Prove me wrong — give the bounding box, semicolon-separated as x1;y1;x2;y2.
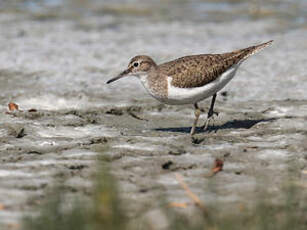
106;69;131;84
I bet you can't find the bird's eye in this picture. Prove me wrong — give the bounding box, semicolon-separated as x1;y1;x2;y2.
133;62;139;67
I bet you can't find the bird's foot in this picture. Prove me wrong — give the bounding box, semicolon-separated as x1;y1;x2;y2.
202;111;218;131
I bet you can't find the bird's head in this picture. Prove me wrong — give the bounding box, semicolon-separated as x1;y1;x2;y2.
106;55;157;84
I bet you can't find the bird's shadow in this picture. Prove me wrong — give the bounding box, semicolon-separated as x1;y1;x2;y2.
154;118;277;134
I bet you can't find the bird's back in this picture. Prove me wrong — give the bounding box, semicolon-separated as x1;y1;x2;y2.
158;40;273;88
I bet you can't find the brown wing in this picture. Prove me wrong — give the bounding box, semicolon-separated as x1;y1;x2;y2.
158;40;273;88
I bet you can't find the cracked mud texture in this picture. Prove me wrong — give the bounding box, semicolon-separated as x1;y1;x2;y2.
0;0;307;228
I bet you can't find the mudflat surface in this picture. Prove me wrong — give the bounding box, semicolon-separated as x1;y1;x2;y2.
0;0;307;228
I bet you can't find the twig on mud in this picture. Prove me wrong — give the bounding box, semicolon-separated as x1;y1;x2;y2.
175;173;208;216
169;202;190;208
127;110;148;121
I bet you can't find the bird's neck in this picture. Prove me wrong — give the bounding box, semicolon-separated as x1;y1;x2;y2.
138;66;158;88
139;68;168;99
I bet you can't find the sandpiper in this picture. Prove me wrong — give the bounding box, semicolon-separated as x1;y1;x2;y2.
107;40;273;135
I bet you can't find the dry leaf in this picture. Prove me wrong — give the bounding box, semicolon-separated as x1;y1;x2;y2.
8;102;19;111
212;158;224;174
0;203;5;210
238;203;245;212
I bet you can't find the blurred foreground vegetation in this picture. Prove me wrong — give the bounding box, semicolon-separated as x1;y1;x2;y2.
23;163;307;230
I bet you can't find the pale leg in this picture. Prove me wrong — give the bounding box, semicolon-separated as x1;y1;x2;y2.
190;103;201;135
202;93;218;130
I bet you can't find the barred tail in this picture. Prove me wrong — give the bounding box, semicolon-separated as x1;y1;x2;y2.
223;40;273;67
240;40;273;60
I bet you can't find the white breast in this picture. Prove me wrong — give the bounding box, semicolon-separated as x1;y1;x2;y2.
165;65;238;105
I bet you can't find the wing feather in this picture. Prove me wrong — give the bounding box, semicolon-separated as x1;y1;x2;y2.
158;40;272;88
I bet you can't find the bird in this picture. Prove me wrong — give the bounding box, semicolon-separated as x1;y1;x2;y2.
106;40;273;135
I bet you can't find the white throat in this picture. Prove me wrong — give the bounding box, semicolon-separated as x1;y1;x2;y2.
137;73;150;91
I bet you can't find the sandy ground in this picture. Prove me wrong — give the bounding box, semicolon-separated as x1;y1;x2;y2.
0;0;307;228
